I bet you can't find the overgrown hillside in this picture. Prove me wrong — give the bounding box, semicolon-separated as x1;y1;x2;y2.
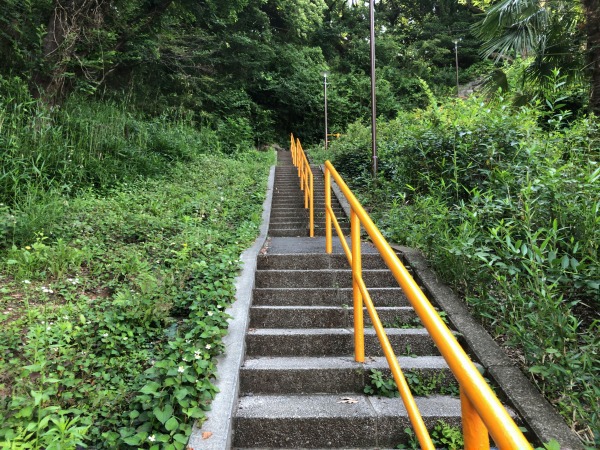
0;78;274;448
310;81;599;447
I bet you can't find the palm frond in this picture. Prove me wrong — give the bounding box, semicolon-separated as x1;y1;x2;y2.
473;0;549;59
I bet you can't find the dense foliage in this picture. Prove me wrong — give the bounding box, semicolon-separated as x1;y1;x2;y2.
1;0;599;448
312;80;599;446
0;0;491;146
0;80;273;448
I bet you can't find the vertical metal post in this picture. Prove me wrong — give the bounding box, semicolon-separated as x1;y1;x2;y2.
454;40;460;97
461;387;490;450
323;72;329;150
369;0;377;178
325;167;332;253
351;209;364;362
309;171;314;237
296;139;302;179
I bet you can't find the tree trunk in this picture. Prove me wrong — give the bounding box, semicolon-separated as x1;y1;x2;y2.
31;0;105;105
583;0;600;114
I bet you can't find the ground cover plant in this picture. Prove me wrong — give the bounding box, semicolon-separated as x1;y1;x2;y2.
0;86;274;449
312;79;599;447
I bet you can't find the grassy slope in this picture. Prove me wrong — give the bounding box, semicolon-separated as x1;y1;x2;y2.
0;151;274;448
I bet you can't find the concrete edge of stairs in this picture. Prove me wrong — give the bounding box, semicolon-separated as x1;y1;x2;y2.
188;163;276;450
393;245;584;450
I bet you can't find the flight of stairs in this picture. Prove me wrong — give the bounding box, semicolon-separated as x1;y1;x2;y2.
268;152;348;237
230;151;464;448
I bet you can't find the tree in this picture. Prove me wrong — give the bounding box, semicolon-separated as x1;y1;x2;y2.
582;0;600;113
473;0;600;113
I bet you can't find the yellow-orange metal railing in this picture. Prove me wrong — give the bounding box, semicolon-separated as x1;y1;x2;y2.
290;134;314;237
324;160;533;450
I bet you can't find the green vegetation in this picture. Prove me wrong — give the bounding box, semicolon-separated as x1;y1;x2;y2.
0;80;274;448
315;75;599;446
397;420;464;450
364;369;459;398
1;0;598;448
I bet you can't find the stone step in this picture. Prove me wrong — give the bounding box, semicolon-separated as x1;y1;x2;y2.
245;328;439;357
268;224;350;233
252;288;409;307
254;269;398;289
239;355;455;395
268;215;308;221
269;207;343;213
249;305;418;328
269;229;312;237
269;222;308;228
270;204;342;210
257;253;388;270
233;394;461;448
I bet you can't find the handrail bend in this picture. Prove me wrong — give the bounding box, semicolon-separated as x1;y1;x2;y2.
290;134;314;237
324;160;533;450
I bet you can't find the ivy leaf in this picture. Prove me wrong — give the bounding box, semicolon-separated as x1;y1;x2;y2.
140;382;161;395
165;416;178;432
153;403;174;424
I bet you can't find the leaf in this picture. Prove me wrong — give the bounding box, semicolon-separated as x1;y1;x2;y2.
202;431;213;440
153;403;174;424
337;397;358;404
165;416;178;432
123;434;142;445
140;382;161;395
174;433;190;443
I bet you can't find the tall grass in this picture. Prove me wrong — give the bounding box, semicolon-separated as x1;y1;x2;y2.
0;75;229;247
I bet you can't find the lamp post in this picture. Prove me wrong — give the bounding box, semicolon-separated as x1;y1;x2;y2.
321;71;329;150
369;0;377;178
454;40;460;97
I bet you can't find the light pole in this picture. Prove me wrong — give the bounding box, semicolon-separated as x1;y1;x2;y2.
454;40;460;97
321;71;329;150
369;0;377;178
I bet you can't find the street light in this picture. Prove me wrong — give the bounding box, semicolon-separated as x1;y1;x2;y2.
454;39;460;97
321;71;329;150
347;0;377;178
369;0;377;178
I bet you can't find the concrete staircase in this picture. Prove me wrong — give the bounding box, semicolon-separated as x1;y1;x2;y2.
268;152;348;237
231;151;463;448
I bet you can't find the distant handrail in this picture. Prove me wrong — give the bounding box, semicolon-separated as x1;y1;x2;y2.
290;134;314;237
324;160;533;450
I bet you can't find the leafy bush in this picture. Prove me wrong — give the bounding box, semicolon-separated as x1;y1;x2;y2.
320;86;599;446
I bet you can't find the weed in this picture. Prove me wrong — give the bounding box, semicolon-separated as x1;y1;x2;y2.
364;369;459;398
431;420;464;450
396;420;464;449
364;369;399;398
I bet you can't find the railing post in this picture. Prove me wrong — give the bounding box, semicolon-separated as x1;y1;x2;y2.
290;134;295;165
351;209;364;363
461;386;490;450
296;139;302;179
325;167;332;254
309;171;314;237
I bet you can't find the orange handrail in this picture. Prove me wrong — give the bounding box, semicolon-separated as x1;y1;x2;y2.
324;160;533;450
290;134;314;237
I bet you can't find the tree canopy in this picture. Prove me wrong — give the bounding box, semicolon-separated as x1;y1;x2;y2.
0;0;597;141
